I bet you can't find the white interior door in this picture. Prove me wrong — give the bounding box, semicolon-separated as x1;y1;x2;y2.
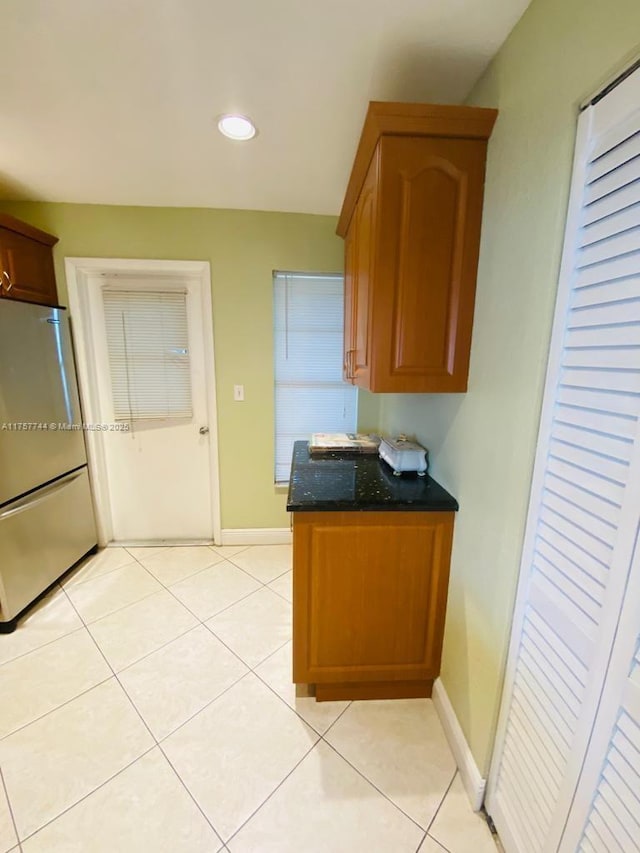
485;65;640;852
74;266;218;544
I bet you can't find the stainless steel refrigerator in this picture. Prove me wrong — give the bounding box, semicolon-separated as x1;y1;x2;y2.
0;298;97;631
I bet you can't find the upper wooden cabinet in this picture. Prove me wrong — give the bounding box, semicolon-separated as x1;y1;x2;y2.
0;214;58;306
338;102;497;393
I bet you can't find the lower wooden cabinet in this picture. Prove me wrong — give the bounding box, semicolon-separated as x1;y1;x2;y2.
292;510;455;700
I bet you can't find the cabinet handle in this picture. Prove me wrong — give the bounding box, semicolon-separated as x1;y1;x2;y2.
349;349;355;379
2;271;12;292
345;349;354;379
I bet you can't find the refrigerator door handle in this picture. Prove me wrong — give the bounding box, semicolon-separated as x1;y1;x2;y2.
0;469;85;521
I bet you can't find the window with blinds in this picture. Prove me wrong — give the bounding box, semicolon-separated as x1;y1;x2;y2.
273;272;357;482
102;289;193;421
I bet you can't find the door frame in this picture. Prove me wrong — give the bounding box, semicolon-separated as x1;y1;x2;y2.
65;257;221;547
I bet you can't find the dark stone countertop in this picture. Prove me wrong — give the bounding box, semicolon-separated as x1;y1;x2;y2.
286;441;459;512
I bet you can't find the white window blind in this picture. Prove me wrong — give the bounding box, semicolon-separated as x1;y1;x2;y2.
273;272;357;482
103;289;193;421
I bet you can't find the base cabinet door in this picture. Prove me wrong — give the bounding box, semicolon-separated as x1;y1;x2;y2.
293;511;454;699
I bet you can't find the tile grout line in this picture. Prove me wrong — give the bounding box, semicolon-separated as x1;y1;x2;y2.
119;551;301;743
223;738;322;847
424;770;458;842
319;737;427;834
150;631;295;745
124;553;268;667
14;546;324;848
0;764;21;850
3;545;294;847
223;550;292;584
66;578;164;629
66;561;272;773
58;584;161;744
425;833;452;852
155;670;253;744
0;671;115;743
125;548;293;676
415;830;429;852
126;550;286;627
15;744;158;846
0;616;87;670
119;543;298;847
0;547;288;676
8;546;449;851
124;550;352;765
250;664;339;737
61;555;140;591
128;543;280;593
264;576;292;605
135;555;230;587
317;697;353;737
93;622;199;677
206;545;250;559
58;583;227;845
155;742;227;847
2;567;290;744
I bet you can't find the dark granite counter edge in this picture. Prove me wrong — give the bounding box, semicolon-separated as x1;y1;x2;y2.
287;500;459;512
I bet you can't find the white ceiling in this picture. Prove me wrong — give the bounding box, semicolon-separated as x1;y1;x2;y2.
0;0;530;215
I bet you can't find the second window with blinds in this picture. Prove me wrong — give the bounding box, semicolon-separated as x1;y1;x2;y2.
273;272;357;483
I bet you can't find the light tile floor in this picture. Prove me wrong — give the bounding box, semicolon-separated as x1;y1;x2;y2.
0;544;499;852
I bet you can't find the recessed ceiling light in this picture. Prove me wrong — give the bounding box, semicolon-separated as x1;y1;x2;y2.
217;114;257;141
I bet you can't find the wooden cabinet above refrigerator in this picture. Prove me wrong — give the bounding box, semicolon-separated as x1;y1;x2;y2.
338;102;497;393
0;214;58;307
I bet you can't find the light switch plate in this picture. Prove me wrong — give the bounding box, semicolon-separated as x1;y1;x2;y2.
234;384;245;401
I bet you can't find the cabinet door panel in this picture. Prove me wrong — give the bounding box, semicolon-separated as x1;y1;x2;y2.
293;511;454;685
395;162;459;372
374;136;487;392
343;228;356;383
0;229;57;305
350;150;379;385
311;524;434;669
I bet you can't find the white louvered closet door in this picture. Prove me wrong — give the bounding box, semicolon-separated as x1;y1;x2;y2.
486;65;640;852
564;556;640;852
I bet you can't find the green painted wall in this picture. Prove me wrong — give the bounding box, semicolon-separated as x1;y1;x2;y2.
0;201;348;531
378;0;640;774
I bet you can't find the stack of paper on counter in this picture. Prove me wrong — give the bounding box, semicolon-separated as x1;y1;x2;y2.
309;433;380;454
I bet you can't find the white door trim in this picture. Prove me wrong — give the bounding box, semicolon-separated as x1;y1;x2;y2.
64;257;221;547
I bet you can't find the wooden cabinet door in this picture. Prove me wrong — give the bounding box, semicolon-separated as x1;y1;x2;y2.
372;136;487;392
343;226;356;383
348;148;379;387
293;511;454;690
0;228;57;305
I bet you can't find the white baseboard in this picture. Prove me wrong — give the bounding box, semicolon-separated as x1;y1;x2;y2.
432;678;486;811
220;528;292;546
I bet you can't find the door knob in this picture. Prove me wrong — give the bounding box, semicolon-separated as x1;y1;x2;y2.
199;426;209;435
